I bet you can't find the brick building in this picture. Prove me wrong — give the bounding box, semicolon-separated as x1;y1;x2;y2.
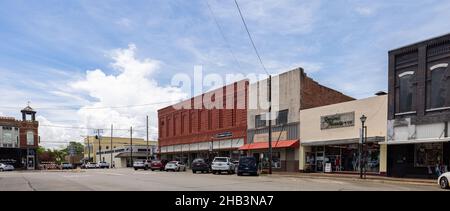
386;33;450;178
158;80;249;165
0;106;39;170
243;68;354;172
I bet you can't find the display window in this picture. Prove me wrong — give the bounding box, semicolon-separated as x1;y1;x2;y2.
414;143;443;167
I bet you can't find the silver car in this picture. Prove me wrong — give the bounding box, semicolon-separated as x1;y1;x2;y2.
0;163;14;172
164;161;186;172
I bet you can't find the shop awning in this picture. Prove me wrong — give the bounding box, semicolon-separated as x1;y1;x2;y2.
380;138;450;145
238;140;299;151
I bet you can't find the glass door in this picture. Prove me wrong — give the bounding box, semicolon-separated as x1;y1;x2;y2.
27;156;35;170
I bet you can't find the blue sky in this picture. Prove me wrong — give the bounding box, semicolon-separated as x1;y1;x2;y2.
1;0;450;147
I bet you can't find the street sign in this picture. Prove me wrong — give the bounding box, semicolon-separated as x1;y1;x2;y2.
325;163;332;173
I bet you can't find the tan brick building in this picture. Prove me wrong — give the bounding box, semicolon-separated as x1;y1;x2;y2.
243;68;354;172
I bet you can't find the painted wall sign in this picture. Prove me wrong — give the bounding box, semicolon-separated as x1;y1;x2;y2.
321;112;355;130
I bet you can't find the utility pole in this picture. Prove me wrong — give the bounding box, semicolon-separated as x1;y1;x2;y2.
146;115;149;161
268;75;273;175
130;126;133;167
87;136;91;162
97;129;101;163
110;124;113;167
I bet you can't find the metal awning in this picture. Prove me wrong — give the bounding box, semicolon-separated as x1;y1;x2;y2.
301;136;385;146
380;138;450;145
115;152;149;158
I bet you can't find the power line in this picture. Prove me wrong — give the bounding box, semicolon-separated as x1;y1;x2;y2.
233;0;269;76
39;124;157;134
206;0;243;71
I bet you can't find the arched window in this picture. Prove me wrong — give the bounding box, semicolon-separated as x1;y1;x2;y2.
397;71;416;113
427;63;449;109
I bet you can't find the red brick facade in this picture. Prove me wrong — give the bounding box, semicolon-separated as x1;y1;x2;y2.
300;71;355;110
0;117;39;148
158;80;249;147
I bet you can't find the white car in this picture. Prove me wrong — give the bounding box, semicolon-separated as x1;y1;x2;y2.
98;162;110;169
84;162;98;169
0;163;14;172
438;172;450;189
211;157;236;174
164;161;186;172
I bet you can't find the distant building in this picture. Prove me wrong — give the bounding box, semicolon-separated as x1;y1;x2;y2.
0;106;39;170
99;145;157;168
83;136;157;166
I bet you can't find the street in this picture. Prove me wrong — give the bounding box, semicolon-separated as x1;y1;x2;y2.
0;168;443;191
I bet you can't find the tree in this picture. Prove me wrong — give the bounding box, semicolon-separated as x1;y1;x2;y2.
61;142;84;156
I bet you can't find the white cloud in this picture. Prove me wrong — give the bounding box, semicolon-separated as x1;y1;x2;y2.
354;6;376;16
116;18;133;28
68;44;187;141
37;116;82;149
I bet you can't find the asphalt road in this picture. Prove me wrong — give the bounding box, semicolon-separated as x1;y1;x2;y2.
0;168;443;191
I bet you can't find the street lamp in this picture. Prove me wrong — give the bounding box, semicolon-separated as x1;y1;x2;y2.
359;115;367;179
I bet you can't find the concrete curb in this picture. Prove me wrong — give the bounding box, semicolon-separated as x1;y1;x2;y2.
268;174;436;186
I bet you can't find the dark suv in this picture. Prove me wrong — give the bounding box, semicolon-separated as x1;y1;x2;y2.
237;157;259;176
191;158;210;174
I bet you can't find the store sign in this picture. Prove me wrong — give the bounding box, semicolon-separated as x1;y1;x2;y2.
215;131;232;139
253;131;287;143
321;112;355;130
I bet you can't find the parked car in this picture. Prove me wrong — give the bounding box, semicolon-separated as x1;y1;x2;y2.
164;161;186;172
60;163;73;170
84;162;98;169
0;163;14;172
438;172;450;189
237;157;259;176
98;162;110;169
133;160;149;170
191;158;210;173
150;160;168;171
211;157;236;174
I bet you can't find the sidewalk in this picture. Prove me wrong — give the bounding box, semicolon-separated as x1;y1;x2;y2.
267;172;437;186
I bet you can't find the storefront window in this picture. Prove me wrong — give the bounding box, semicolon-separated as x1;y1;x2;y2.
414;143;443;167
310;144;380;173
261;152;281;169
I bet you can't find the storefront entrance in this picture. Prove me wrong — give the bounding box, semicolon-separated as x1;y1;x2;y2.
306;143;380;173
387;142;450;178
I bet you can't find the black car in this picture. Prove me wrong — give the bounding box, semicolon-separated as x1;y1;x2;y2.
191;158;210;174
237;157;259;176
